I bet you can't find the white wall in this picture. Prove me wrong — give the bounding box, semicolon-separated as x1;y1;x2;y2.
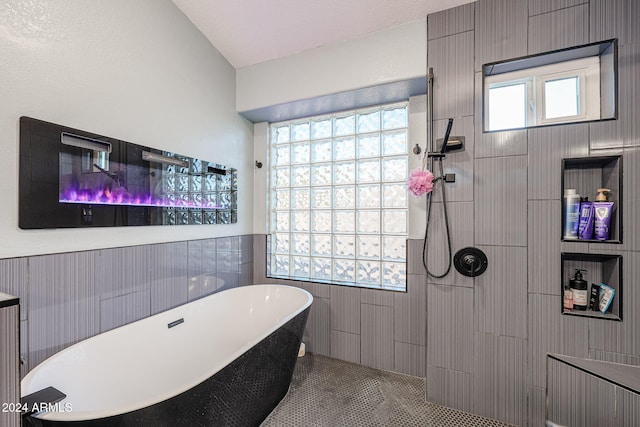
246;19;429;238
237;19;427;113
0;0;253;258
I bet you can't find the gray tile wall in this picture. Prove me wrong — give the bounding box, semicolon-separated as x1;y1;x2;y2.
423;1;640;425
0;303;20;427
546;356;640;426
0;235;254;375
251;4;640;426
252;234;427;378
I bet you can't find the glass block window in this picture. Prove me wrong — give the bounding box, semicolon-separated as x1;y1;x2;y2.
268;103;408;291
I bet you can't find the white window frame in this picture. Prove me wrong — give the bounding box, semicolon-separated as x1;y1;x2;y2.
484;56;600;131
266;103;409;292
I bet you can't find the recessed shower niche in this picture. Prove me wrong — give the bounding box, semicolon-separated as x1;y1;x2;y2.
19;117;237;229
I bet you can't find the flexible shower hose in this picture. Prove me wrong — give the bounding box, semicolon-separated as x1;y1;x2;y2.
422;155;453;278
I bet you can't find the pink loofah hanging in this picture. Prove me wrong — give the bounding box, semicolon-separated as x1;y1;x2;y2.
407;168;434;197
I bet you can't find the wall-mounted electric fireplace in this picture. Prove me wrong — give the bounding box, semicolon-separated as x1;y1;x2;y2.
19;117;237;229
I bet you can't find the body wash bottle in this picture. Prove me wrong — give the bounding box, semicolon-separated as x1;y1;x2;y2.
593;188;614;241
578;197;594;240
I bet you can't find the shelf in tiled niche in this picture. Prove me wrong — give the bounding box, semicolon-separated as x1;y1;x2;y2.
561;155;622;243
561;252;622;321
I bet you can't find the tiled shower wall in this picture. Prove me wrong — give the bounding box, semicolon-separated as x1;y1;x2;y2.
256;1;640;426
0;235;253;375
253;235;427;378
425;1;640;426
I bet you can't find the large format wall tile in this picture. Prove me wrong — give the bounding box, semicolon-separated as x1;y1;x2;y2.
620;44;640;148
424;201;475;287
0;258;28;321
28;252;100;367
252;234;267;282
528;386;547;427
617;387;640;426
528;124;589;200
590;44;640;150
528;0;588;16
528;200;562;295
426;365;472;413
429;116;474;203
360;287;394;307
528;4;589;55
473;332;527;426
474;155;527;246
427;284;473;372
428;31;475;120
97;246;151;299
590;0;640;46
546;357;617;427
475;245;527;338
475;0;528;71
361;304;394;371
100;289;151;332
0;304;20;427
394;274;426;346
149;242;188;314
428;2;474;40
407;239;426;275
528;293;589;388
330;330;360;364
304;296;331;356
330;285;361;334
187;239;219;301
588;251;640;356
589;349;640;366
17;235;261;376
394;342;425;377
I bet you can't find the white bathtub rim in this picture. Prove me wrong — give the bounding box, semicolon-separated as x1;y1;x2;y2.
23;284;312;422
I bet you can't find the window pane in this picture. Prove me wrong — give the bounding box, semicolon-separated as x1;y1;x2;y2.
382;106;407;130
545;77;579;119
291;121;310;141
357;110;380;133
488;83;526;130
311;235;332;256
269;104;407;291
311;257;332;280
311;118;331;139
333;114;355;136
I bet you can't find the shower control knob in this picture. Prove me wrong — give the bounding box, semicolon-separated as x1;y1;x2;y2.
454;247;488;277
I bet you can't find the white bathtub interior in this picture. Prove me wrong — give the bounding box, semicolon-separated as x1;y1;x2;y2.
21;284;312;421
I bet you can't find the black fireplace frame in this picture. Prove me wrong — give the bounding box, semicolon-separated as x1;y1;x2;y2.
19;117;237;229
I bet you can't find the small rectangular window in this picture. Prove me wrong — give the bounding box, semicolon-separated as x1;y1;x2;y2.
484;56;600;131
544;77;579;119
488;82;528;131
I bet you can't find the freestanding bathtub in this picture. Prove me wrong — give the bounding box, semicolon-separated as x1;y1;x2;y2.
21;284;312;426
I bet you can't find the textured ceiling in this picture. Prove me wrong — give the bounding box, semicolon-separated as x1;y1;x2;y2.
172;0;475;69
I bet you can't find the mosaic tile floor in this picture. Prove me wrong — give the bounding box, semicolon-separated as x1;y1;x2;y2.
262;353;514;427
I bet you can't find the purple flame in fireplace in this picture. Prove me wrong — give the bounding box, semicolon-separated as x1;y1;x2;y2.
59;186;220;209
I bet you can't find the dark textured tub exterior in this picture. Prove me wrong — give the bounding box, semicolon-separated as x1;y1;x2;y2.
22;285;311;427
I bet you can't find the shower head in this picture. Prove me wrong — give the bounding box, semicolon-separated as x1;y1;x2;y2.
440;118;454;154
436;136;465;153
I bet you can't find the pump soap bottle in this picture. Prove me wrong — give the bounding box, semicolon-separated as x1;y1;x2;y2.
570;269;588;311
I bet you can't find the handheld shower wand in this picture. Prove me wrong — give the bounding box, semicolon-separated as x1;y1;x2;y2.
422;70;455;278
440;118;454;155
